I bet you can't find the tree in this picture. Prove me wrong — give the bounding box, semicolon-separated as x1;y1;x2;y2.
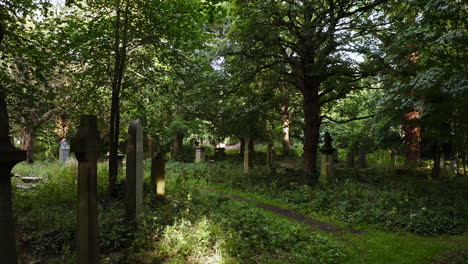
0;1;70;162
225;0;388;177
376;0;468;173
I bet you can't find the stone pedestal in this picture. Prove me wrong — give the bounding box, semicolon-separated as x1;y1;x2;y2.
71;115;103;264
214;148;225;161
319;132;335;185
126;120;143;221
151;153;166;197
0;92;26;264
195;147;205;163
59;138;70;164
243;138;250;173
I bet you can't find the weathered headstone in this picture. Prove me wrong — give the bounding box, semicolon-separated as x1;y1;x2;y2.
243;138;251;173
266;143;273;168
214;147;226;161
71;115;103;264
195;147;206;163
59;138;70;164
319;132;336;184
151;152;166;197
0;91;26;264
126;120;143;221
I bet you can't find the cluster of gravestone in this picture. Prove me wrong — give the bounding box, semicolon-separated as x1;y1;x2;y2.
1;99;336;264
0;111;167;263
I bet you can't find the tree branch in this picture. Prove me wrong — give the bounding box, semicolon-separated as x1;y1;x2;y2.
321;114;375;124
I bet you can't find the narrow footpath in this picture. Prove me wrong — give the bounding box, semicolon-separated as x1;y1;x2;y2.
199;186;363;236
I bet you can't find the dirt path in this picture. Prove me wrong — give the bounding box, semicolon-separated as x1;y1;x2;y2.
199;186;363;235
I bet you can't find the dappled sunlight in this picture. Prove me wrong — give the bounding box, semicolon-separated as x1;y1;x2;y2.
159;217;228;264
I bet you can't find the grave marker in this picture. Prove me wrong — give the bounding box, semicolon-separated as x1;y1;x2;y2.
59;138;70;164
151;152;166;197
266;143;273;168
243;138;251;173
126;120;143;221
71;115;103;264
319;132;336;184
195;147;206;163
214;147;226;161
0;91;26;264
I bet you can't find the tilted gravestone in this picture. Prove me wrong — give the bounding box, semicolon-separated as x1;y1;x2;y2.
0;91;26;264
71;115;103;264
126;120;143;221
151;152;166;197
243;138;251;173
319;132;336;184
59;138;70;164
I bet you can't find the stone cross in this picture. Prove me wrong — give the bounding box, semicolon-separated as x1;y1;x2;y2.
0;91;26;264
319;132;336;184
243;138;251;173
59;138;70;164
151;152;166;197
195;147;205;163
70;115;103;264
126;120;143;221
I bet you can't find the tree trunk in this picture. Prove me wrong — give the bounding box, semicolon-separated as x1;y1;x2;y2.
108;87;119;193
390;148;397;168
281;104;291;155
21;130;35;164
432;144;442;178
109;0;129;194
346;147;355;168
402;111;421;168
302;78;321;174
172;133;183;156
248;138;255;167
240;138;245;158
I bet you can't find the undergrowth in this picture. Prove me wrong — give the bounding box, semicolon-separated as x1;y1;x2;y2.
166;160;468;236
11;160;344;263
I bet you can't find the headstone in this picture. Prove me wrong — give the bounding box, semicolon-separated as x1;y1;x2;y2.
243;138;250;173
0;91;26;264
214;147;226;161
59;138;70;164
319;132;336;184
266;143;273;168
151;153;166;197
195;147;205;163
126;120;143;221
70;115;103;264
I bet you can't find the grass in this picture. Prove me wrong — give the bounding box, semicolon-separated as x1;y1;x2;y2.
9;158;468;263
196;182;468;264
